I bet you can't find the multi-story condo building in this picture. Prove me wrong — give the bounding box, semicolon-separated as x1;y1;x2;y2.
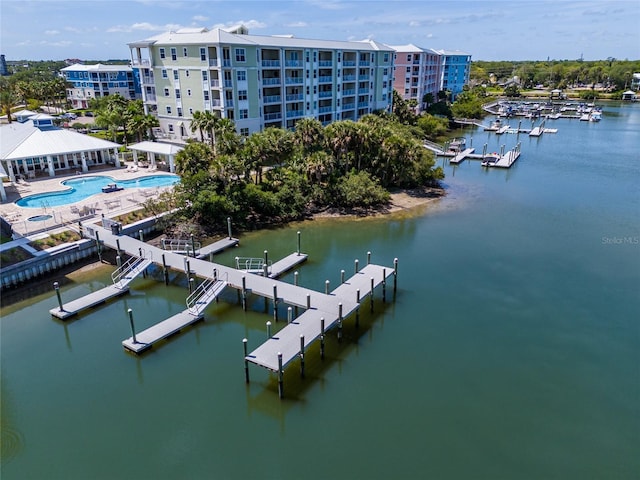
390;44;443;113
61;63;141;109
436;50;472;100
128;26;395;140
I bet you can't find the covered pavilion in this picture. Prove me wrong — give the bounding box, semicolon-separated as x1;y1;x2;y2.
127;141;183;173
0;113;121;189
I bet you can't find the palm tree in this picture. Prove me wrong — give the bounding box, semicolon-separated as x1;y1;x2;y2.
294;117;324;154
190;110;207;142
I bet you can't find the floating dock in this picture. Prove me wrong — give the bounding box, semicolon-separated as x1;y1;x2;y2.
449;148;476;164
122;310;204;354
196;237;239;259
50;284;129;320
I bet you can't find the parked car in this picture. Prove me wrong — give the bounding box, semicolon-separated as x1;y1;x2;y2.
85;111;93;117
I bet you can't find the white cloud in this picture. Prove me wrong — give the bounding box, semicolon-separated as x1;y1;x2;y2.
40;40;72;47
286;21;308;28
107;22;183;33
212;19;267;30
44;30;60;35
305;0;345;10
193;15;209;22
409;21;420;27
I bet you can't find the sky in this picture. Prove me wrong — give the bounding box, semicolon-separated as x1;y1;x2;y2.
1;0;639;62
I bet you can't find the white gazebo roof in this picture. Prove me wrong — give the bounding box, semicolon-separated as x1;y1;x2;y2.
127;141;184;156
0;120;120;161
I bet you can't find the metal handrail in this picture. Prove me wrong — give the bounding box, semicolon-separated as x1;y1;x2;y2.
186;270;228;315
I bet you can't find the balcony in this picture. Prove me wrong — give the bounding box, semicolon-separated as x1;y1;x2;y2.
342;60;356;67
264;112;282;121
319;76;333;83
225;100;234;108
224;80;233;88
319;60;333;67
210;79;220;88
262;77;281;86
262;60;281;68
342;75;356;82
132;59;150;66
286;93;304;102
286;110;302;118
319;91;332;98
342;102;355;110
209;58;220;67
222;59;232;67
142;75;154;85
145;93;157;102
263;95;282;104
211;99;221;107
359;60;370;66
358;75;370;81
358;88;369;94
285;77;303;85
319;106;332;113
285;60;303;67
342;89;356;96
358;101;369;107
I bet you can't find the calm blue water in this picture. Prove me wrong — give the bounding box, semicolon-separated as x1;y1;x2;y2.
15;174;180;208
1;102;638;479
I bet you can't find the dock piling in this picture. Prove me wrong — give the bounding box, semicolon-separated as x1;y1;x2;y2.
162;254;169;285
189;277;194;293
227;217;232;240
393;258;398;294
95;231;102;263
128;308;137;344
287;306;293;324
355;259;359;274
277;352;284;399
370;277;374;312
116;255;121;269
266;321;272;338
190;234;196;258
294;271;299;286
320;318;325;359
272;284;278;321
116;238;121;257
243;338;249;383
263;250;269;277
341;269;345;284
367;251;371;265
54;282;64;312
382;268;386;303
356;289;360;328
337;303;343;342
325;280;330;295
138;229;143;243
297;231;301;256
241;276;247;310
299;335;305;378
306;294;311;310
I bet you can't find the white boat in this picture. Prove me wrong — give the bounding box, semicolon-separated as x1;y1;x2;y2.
579;113;590;121
590;111;602;122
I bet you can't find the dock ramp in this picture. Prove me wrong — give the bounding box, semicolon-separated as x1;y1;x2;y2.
111;251;153;289
186;272;228;316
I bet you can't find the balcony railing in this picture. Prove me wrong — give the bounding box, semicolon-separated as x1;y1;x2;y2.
358;88;369;94
210;79;220;88
222;59;232;67
262;78;281;86
319;106;332;113
285;60;303;67
209;58;220;67
285;77;304;85
225;100;234;108
342;60;356;66
223;80;233;88
286;93;304;102
211;99;221;107
286;110;302;118
132;59;150;66
342;89;356;96
358;101;369;107
319;76;333;83
342;75;356;82
342;103;355;110
145;94;157;102
318;60;333;67
264;112;282;121
319;91;332;98
262;60;281;68
263;95;282;104
359;60;370;66
359;75;370;81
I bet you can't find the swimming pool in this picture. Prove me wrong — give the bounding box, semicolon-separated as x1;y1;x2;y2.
16;174;180;208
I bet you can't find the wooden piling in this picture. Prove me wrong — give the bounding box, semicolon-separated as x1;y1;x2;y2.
306;293;311;310
263;250;269;277
189;277;194;293
116;255;122;269
190;234;196;258
116;238;121;257
243;338;249;383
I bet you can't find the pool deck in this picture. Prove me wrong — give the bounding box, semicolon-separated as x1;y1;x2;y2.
0;166;177;237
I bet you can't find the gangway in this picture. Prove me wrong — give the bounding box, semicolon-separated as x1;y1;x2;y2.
186;271;228;316
235;257;272;276
161;238;201;256
111;251;153;289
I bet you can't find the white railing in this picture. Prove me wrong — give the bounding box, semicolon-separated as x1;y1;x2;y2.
186;271;228;316
111;251;153;289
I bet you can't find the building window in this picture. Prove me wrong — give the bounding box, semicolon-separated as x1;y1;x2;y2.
177;107;183;117
187;89;192;96
168;124;174;132
383;68;388;76
239;109;248;119
200;48;206;61
237;70;246;81
175;89;181;99
189;108;194;115
240;127;249;137
238;90;247;101
203;91;209;100
160;48;165;59
406;67;411;73
185;70;190;77
235;48;246;62
173;70;179;80
162;69;168;78
183;47;188;57
164;87;170;96
166;106;172;114
202;71;208;81
384;52;389;62
171;48;177;61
